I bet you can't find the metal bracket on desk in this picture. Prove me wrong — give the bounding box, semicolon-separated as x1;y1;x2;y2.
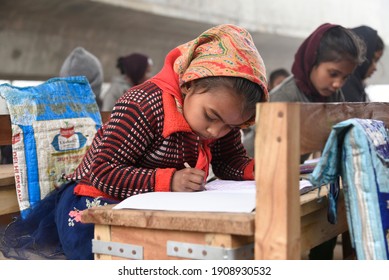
167;241;254;260
92;239;143;259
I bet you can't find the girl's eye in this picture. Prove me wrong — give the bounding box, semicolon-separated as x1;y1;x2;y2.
205;113;214;121
204;110;218;122
343;74;351;81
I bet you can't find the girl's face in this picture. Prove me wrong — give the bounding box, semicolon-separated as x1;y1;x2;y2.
365;50;384;79
183;84;252;140
310;60;356;97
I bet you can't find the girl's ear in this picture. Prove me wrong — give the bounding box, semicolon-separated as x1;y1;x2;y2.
181;81;193;96
184;81;192;90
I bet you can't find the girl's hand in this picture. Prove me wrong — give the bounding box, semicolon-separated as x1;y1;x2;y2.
171;168;206;192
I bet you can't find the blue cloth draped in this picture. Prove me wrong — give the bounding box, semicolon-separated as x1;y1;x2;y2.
310;118;389;260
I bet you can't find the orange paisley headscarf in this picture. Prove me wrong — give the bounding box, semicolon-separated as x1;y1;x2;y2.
174;24;268;99
152;24;268;108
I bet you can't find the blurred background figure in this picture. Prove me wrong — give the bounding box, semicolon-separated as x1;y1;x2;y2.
241;69;289;158
268;68;290;91
101;53;153;111
342;26;385;102
269;23;366;260
59;46;104;109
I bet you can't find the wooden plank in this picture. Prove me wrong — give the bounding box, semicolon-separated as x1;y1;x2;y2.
0;115;12;146
205;233;254;248
108;226;253;260
81;205;255;236
0;164;15;187
299;102;389;154
255;102;301;259
300;192;348;251
0;164;18;215
300;188;329;216
0;185;19;215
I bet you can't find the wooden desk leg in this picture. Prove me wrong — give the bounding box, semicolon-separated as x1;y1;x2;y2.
255;103;301;259
94;224;112;260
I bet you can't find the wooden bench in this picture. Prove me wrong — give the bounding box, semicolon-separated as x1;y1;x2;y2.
81;102;389;260
0;112;111;217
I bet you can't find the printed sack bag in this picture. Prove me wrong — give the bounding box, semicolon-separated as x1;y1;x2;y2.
0;76;102;218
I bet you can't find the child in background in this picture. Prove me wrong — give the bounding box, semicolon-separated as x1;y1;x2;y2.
1;24;268;260
59;46;104;110
270;23;365;103
101;53;153;111
342;25;385;102
270;23;366;260
268;68;290;91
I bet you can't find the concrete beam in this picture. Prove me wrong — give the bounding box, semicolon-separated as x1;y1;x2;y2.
0;0;217;81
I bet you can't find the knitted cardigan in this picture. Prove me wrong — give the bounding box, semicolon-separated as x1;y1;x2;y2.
67;81;254;200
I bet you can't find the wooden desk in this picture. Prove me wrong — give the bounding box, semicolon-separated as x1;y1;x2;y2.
81;188;348;260
81;102;389;260
0;164;18;215
254;102;389;259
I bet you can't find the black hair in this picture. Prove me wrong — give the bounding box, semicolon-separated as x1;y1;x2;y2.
269;68;290;88
188;76;266;124
376;35;385;52
316;26;366;66
116;57;126;75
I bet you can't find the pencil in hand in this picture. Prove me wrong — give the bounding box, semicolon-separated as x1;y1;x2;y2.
184;162;191;168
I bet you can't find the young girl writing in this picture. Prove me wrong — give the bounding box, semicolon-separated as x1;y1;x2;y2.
242;23;366;161
270;23;366;260
270;23;366;103
1;24;268;260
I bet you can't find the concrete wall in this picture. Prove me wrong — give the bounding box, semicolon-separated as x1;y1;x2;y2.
1;0;388;85
97;0;389;85
101;0;389;43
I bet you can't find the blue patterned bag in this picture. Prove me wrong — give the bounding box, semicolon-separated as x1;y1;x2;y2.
0;76;102;218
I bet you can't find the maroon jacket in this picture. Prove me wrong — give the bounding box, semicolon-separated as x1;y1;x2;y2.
67;81;254;200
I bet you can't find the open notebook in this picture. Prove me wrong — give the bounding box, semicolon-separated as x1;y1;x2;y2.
113;179;314;213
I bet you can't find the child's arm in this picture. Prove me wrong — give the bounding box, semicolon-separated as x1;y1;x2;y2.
88;100;161;199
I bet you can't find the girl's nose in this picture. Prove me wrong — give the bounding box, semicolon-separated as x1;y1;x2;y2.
333;78;344;89
207;124;230;139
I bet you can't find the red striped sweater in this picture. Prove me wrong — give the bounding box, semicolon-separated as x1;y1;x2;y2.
67;81;254;200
